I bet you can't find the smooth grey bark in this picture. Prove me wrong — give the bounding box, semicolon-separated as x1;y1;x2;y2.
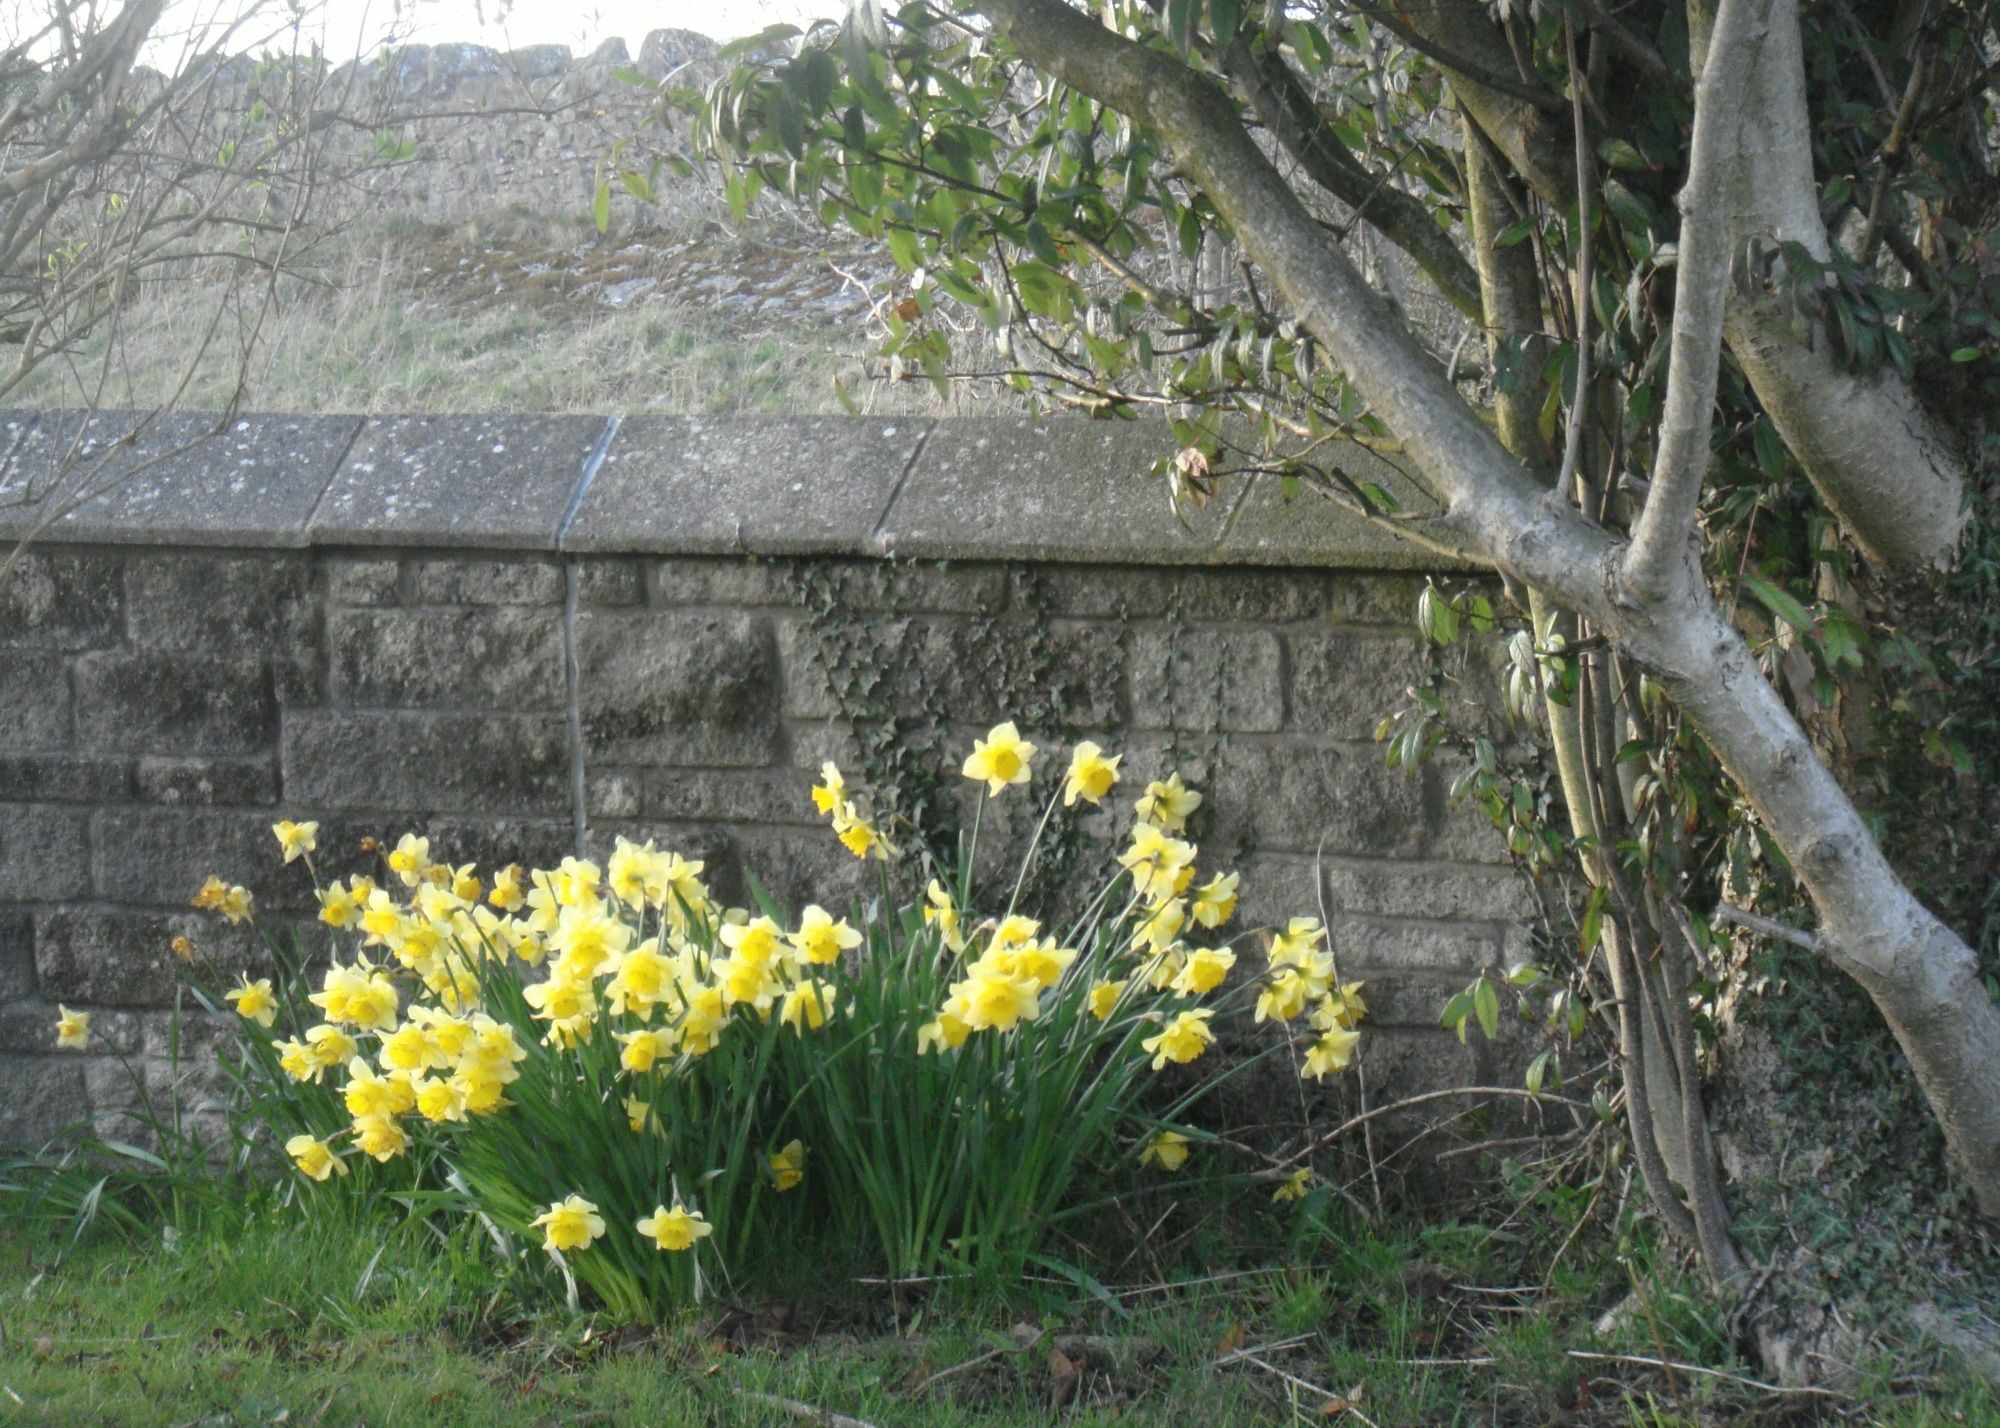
1692;0;1969;575
1217;31;1483;322
971;0;2000;1216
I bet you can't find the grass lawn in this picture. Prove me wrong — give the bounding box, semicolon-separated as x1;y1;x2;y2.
4;1197;1985;1427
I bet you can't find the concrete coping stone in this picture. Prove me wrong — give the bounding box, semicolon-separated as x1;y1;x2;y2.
0;410;363;549
1;408;1481;571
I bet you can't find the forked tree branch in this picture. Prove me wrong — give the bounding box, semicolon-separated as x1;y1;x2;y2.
966;0;2000;1217
1623;0;1767;599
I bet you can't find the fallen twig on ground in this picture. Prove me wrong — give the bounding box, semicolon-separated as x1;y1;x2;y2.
735;1389;883;1428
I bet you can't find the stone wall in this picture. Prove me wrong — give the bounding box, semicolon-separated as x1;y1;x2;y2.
0;409;1529;1149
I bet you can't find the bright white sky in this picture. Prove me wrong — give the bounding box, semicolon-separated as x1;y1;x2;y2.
147;0;833;69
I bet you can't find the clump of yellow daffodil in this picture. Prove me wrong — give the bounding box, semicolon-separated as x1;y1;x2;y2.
192;721;1365;1315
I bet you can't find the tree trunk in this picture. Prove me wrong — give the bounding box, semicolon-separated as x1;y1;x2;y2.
971;0;2000;1216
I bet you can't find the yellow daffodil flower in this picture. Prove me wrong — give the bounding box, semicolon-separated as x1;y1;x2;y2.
54;1005;89;1049
217;884;255;925
811;761;846;815
387;833;433;888
1172;947;1237;997
271;820;318;864
779;980;838;1033
532;1194;606;1253
769;1139;806;1192
225;975;278;1029
636;1200;711;1252
1303;1024;1362;1079
1086;979;1126;1021
1140;1130;1191;1172
1273;1168;1314;1203
962;721;1036;796
1190;872;1239;929
1135;773;1202;832
284;1134;346;1181
489;864;527;912
1063;741;1122;806
351;1112;410;1161
624;1095;653;1134
790;905;862;965
1142;1009;1215;1069
923;880;966;953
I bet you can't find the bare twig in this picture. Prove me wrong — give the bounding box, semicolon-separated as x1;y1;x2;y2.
1552;19;1592;506
1563;1350;1850;1399
1711;902;1823;952
735;1391;884;1427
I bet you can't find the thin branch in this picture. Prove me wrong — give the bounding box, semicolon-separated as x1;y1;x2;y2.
1623;0;1767;600
1711;902;1823;952
1552;19;1593;505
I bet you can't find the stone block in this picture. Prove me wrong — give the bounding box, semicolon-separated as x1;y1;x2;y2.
1319;857;1533;922
0;410;361;547
615;766;821;827
1327;575;1424;628
783;721;867;775
34;907;269;1008
0;1055;89;1147
884;417;1239;564
1209;743;1429;858
310;413;609;550
926;620;1126;728
1288;631;1428;738
1227;854;1322;934
1008;565;1177;620
328;608;565;709
576;559;644;606
772;617;846;720
0;1001;143;1054
1130;627;1283;733
574;609;780;767
0;806;90;900
0;910;33;1001
0;754;133;802
325;557;403;606
1175;568;1332;623
585;769;644;819
0;650;69;748
282;711;572;817
409;557;564;605
1358;1025;1491;1099
723;824;874;915
563;416;930;555
125;551;317;654
74;649;274;756
410;818;579;880
1421;763;1515;865
135;755;280;807
794;559;1008;615
0;550;124;650
1345;970;1485;1028
1336;916;1500;973
90;806;306;911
